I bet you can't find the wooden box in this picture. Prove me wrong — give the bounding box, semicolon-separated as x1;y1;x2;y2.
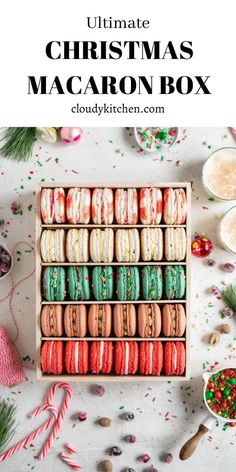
36;182;191;381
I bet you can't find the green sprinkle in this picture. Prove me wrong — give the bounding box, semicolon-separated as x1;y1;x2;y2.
119;406;125;410
208;197;215;201
37;160;43;167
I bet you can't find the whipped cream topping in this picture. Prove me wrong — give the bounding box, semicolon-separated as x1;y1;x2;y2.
203;149;236;200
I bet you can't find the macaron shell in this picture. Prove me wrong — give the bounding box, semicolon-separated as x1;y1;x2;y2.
141;266;163;300
114;341;138;375
65;341;88;374
138;304;161;337
92;266;113;301
54;229;66;262
90;341;113;374
163;188;187;225
115;188;138;224
139;341;163;375
40;230;55;262
43;267;66;301
163;341;186;375
139;187;163;224
141;228;163;261
41;340;63;374
66;228;89;262
67;266;90;301
41;304;63;336
54;188;66;223
113;304;136;337
41;188;55;224
90;228;114;263
66;188;91;224
92;188;114;224
88;304;112;337
162;304;186;336
64;305;87;337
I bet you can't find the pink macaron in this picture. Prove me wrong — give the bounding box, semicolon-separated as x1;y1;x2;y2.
64;305;87;337
88;304;112;337
41;305;64;336
113;304;136;337
138;304;161;337
115;188;138;224
162;304;186;337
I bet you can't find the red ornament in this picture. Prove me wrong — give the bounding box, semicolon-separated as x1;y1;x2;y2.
191;236;213;258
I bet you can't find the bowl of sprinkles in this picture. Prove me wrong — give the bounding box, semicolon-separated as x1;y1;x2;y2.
204;367;236;421
134;127;178;153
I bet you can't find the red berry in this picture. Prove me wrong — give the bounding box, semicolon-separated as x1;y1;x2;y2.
139;454;150;463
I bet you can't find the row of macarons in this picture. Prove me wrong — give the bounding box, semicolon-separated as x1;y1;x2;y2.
41;303;186;338
41;187;187;225
41;340;186;376
41;227;187;263
42;265;186;302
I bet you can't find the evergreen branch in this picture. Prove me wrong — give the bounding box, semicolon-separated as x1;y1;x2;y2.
221;284;236;313
0;127;36;162
0;400;17;452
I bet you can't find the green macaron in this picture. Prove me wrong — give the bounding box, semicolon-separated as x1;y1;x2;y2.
43;266;66;301
92;266;113;301
141;266;163;300
116;266;140;301
67;266;90;301
164;265;186;299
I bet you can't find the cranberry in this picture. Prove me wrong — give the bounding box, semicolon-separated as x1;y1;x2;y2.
139;454;150;463
95;385;105;396
165;453;173;463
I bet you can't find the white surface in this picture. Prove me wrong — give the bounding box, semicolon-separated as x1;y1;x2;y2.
0;127;236;472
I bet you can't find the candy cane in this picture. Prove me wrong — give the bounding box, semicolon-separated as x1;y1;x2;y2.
60;452;81;470
229;127;236;138
0;404;57;462
38;382;72;460
65;443;77;455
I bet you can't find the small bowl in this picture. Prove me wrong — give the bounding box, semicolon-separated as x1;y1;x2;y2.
134;127;178;154
0;243;13;280
218;206;236;254
203;366;236;422
202;147;236;201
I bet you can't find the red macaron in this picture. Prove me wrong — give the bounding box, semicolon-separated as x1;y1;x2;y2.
65;341;88;374
163;341;185;375
90;341;113;374
41;340;63;375
114;341;138;375
139;341;163;375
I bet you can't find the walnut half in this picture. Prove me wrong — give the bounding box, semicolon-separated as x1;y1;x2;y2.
208;332;220;345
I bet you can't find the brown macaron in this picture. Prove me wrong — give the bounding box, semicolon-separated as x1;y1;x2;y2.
88;304;112;337
64;305;87;337
162;304;186;337
113;304;136;337
41;304;63;336
138;304;161;338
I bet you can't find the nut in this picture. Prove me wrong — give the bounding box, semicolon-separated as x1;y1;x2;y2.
102;460;113;471
218;323;231;334
99;417;112;427
208;332;220;345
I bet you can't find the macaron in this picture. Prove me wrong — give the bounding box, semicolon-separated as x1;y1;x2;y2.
141;266;163;300
164;265;186;299
113;304;136;337
139;341;163;375
41;340;63;374
163;341;186;375
42;266;66;301
88;304;112;337
64;305;87;337
90;228;114;263
114;341;138;375
116;266;140;301
139;187;162;224
162;304;186;337
92;266;114;301
115;229;140;263
41;188;66;224
90;341;113;374
66;188;91;224
115;188;138;224
138;304;161;337
67;266;90;301
141;228;163;261
41;229;66;262
41;304;64;336
163;188;187;224
164;227;186;261
66;228;89;262
65;340;89;374
92;188;114;224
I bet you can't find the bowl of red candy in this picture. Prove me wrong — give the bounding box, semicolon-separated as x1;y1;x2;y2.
0;243;13;280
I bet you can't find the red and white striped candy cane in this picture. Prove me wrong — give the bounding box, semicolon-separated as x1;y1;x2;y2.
38;382;72;460
0;403;57;463
229;127;236;138
60;452;81;470
65;443;77;455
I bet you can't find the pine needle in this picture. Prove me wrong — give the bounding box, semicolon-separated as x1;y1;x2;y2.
0;127;36;162
0;400;17;452
221;284;236;313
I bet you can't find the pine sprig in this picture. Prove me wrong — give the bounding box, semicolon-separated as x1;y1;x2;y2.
0;400;17;452
0;127;36;162
221;284;236;313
